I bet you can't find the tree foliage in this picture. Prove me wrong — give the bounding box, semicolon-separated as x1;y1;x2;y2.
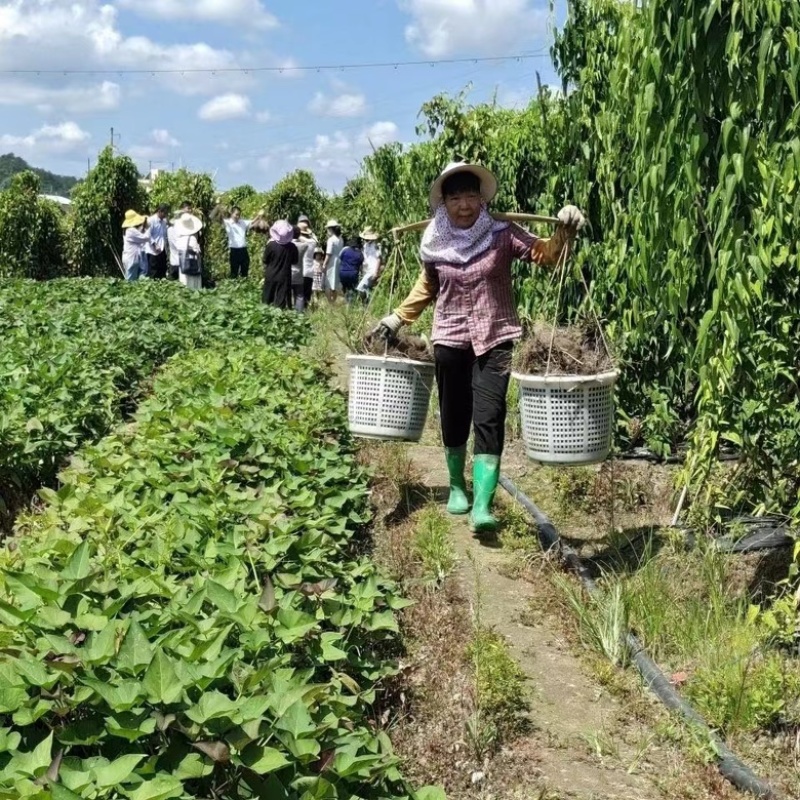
331;0;800;533
0;152;80;195
148;168;215;219
68;147;145;277
0;171;66;280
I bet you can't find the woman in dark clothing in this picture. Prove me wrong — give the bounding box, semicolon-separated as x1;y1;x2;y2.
339;237;364;303
262;220;298;308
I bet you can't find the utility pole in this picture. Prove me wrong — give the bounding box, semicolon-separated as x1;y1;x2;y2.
110;127;114;149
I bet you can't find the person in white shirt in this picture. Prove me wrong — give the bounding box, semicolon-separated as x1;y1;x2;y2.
222;206;256;279
145;204;170;279
121;210;150;282
322;219;344;302
171;212;204;290
356;227;382;302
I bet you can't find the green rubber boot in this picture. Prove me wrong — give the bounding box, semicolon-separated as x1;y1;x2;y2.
445;446;470;515
471;454;501;533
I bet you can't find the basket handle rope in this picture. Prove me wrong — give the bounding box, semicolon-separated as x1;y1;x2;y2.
545;242;613;377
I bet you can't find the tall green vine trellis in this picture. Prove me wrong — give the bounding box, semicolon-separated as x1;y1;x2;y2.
327;0;800;611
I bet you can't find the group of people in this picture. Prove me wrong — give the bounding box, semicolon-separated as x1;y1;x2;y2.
122;198;384;308
121;201;205;288
218;208;384;311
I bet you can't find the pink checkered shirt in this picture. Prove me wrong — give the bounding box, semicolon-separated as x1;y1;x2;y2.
424;224;536;357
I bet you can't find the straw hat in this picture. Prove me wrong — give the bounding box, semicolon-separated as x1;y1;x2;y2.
428;161;498;211
297;214;312;232
170;212;204;236
359;227;379;241
122;209;147;229
326;219;341;229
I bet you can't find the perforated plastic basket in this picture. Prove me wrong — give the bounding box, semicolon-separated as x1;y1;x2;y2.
512;370;619;465
347;354;435;441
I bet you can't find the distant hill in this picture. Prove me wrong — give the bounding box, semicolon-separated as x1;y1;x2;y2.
0;153;80;196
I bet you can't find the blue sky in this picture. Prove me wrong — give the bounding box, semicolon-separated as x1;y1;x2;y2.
0;1;566;192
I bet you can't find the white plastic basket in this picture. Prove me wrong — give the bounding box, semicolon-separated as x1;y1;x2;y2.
347;354;435;442
512;370;620;465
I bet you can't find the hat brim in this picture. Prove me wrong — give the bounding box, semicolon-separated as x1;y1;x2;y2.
122;215;146;229
428;164;498;212
170;214;204;235
360;231;379;241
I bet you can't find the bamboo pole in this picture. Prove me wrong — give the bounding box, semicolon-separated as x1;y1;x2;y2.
391;211;560;237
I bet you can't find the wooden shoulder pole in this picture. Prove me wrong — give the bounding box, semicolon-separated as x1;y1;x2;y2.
390;211;559;236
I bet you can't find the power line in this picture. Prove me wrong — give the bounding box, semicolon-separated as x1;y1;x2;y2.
0;51;551;77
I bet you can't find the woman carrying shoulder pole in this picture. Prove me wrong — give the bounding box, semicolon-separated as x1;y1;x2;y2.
375;161;585;534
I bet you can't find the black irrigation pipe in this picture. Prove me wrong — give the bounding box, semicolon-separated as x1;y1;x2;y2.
616;448;741;465
498;474;781;800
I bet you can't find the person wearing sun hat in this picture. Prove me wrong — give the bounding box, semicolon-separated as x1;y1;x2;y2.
262;220;299;309
121;209;150;282
375;160;586;534
170;211;204;290
356;226;382;302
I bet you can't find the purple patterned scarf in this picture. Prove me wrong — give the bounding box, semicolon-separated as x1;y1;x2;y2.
420;204;508;265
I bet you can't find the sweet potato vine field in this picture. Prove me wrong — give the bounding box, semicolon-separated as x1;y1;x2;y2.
0;280;308;533
0;343;438;800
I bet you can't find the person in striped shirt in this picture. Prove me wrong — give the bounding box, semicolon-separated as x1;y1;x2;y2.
376;161;585;534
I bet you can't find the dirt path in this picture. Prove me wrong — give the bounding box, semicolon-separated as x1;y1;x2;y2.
405;442;704;800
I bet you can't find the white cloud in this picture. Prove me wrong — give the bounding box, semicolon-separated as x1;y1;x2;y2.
289;121;400;182
0;121;91;155
257;155;272;171
0;1;249;97
151;129;180;147
127;129;181;162
198;93;252;121
359;121;400;149
0;80;120;114
308;92;367;118
117;0;278;30
401;0;548;57
255;110;272;123
495;86;533;110
228;159;245;173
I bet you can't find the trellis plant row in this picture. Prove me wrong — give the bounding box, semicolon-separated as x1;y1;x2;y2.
0;279;309;532
0;344;438;800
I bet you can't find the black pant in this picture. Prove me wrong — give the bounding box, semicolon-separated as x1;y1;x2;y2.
303;277;313;304
435;342;513;457
230;247;250;278
148;251;167;280
262;279;291;309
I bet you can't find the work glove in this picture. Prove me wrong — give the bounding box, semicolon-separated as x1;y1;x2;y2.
371;312;403;342
557;204;586;233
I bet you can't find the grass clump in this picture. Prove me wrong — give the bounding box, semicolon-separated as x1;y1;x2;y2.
467;627;531;754
559;536;800;736
555;574;630;666
413;503;456;584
